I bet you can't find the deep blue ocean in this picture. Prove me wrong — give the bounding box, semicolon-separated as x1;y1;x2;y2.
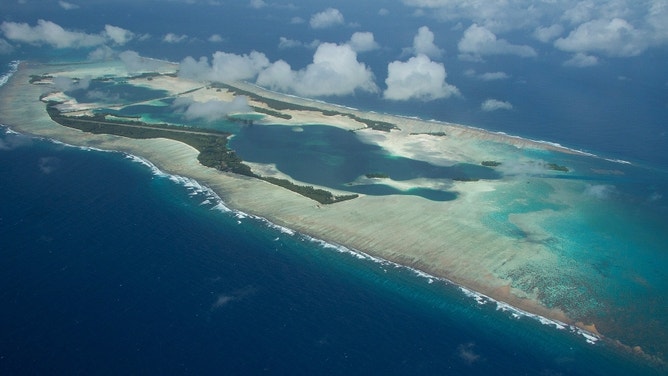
0;126;660;375
1;1;667;373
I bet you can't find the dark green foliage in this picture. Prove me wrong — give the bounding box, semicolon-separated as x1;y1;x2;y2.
365;172;389;179
45;103;356;204
546;163;569;172
211;82;397;132
410;132;447;137
29;74;53;84
261;177;359;204
251;106;292;119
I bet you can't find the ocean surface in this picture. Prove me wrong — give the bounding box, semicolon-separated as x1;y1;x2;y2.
0;125;661;376
1;1;667;372
1;59;666;375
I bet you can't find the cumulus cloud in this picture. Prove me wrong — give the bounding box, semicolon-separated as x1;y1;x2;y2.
53;76;91;92
163;33;189;44
0;19;105;48
0;38;13;54
172;96;251;121
479;71;510;81
534;24;564;43
410;26;443;58
104;25;134;45
58;1;79;10
119;50;165;73
404;0;668;59
249;0;266;9
348;32;379;52
88;45;116;61
208;34;224;43
465;70;509;81
555;18;646;57
584;184;616;200
290;17;305;24
383;54;459;101
402;0;547;32
179;50;270;82
310;8;344;29
457;342;482;365
278;36;302;49
0;20;140;50
0;132;32;151
38;156;61;174
563;52;599;67
481;99;513;111
257;42;377;97
458;24;537;60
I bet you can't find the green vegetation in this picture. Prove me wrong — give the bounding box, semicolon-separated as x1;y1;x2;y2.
481;160;502;167
547;163;569;172
45;102;356;204
251;106;292;120
211;82;397;132
410;132;447;137
262;177;359;204
365;172;389;179
29;74;53;84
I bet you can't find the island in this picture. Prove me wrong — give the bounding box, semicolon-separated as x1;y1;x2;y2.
2;59;664;365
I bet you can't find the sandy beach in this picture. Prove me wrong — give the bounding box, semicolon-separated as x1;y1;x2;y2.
1;60;598;338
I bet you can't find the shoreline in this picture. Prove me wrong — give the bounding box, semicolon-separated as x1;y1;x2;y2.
3;60;665;366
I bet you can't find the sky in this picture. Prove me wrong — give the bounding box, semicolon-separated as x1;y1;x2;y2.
0;0;667;164
2;0;666;97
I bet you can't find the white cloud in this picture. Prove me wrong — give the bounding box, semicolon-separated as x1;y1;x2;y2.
38;157;61;174
403;0;668;59
563;52;599;67
0;38;13;54
119;50;165;73
383;54;459;101
172;96;251;121
534;24;564;43
584;184;616;200
310;8;344;29
478;71;510;81
58;1;79;10
401;0;548;32
481;99;513;111
163;33;189;43
290;17;305;24
379;8;390;16
0;19;105;48
458;24;537;60
0;132;32;150
554;18;646;57
411;26;443;58
278;36;302;49
179;50;270;82
257;43;377;97
104;25;134;45
208;34;224;43
249;0;266;9
88;45;115;61
348;32;379;52
53;76;90;92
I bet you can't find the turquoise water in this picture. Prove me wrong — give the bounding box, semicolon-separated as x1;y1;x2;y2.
0;126;662;374
229;124;500;200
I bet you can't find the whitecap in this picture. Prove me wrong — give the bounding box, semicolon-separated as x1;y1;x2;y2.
0;60;20;88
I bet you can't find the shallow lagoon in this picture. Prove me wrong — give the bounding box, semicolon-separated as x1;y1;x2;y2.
230;124;500;200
